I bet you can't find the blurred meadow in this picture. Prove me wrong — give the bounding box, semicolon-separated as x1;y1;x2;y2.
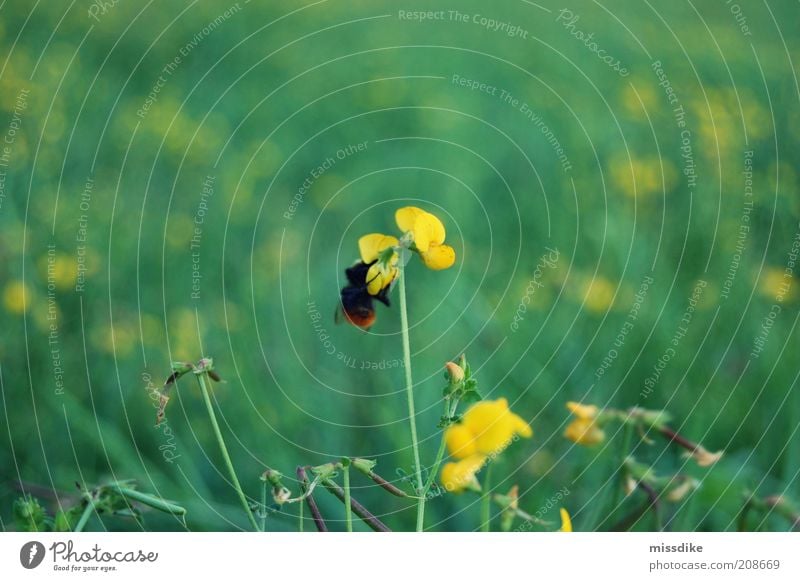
1;0;799;531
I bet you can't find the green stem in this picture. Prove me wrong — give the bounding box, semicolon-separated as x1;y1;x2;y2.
112;486;186;516
73;498;95;532
343;464;353;532
299;495;304;532
196;373;259;531
610;421;634;514
421;397;458;498
260;479;268;532
481;462;493;532
398;264;424;531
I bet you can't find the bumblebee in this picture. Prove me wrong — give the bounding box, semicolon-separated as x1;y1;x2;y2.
336;261;392;329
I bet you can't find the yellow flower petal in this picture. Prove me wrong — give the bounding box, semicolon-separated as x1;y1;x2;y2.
462;398;532;456
365;262;396;296
559;508;572;532
395;206;426;233
395;206;446;252
564;417;605;446
420;244;456;270
445;424;478;460
358;233;398;264
440;454;486;493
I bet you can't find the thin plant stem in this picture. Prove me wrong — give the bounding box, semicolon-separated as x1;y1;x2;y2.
343;464;353;532
196;373;259;531
260;479;268;532
610;421;634;513
421;397;458;498
481;462;493;532
321;480;391;532
297;466;327;532
73;498;95;532
111;485;186;516
299;495;304;532
398;264;424;531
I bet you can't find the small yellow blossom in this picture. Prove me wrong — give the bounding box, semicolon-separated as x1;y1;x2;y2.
559;508;572;532
441;399;532;492
395;206;456;270
4;281;31;314
582;276;615;313
358;233;399;295
564;401;605;446
457;398;533;457
440;454;485;493
760;267;794;302
686;445;723;468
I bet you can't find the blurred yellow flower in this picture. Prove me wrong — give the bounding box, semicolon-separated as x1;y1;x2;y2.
4;281;31;314
559;508;572;532
40;253;78;289
759;267;794;302
441;398;532;493
582;276;615;313
610;155;677;198
395;206;456;270
564;401;605;446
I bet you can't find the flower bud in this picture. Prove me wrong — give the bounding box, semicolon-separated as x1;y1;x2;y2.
445;361;465;384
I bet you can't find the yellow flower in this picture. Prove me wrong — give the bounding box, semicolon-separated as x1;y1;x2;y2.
559;508;572;532
564;401;605;446
395;206;456;270
440;454;485;494
358;233;399;295
582;276;615;313
459;398;533;456
440;399;531;492
759;267;794;302
4;281;31;314
444;424;478;460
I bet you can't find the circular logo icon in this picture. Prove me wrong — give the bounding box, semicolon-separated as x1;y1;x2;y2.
20;541;46;569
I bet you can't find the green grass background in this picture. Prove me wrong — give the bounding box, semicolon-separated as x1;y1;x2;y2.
1;0;798;531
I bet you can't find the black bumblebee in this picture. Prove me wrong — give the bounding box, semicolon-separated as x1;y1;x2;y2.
336;261;392;329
